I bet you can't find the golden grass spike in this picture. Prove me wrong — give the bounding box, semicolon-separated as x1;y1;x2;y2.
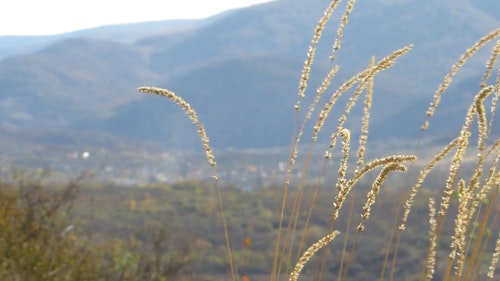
400;137;462;230
462;174;500;280
425;197;437;281
480;40;500;89
331;0;357;59
138;86;236;281
332;155;416;222
357;57;375;167
439;86;493;217
481;152;500;194
487;140;500;159
347;155;416;189
357;163;407;232
475;86;494;152
423;28;500;129
277;3;350;276
313;69;367;142
313;45;412;141
333;73;370;146
464;87;495;208
137;86;216;167
314;65;367;141
297;0;342;103
439;138;468;217
336;129;351;193
491;69;500;118
486;69;500;138
289;231;340;281
450;179;470;278
311;65;340;121
306;65;339;143
488;231;500;279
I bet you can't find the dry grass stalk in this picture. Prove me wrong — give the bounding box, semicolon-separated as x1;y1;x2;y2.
476;95;488;152
137;86;237;281
313;67;367;142
450;179;471;278
484;69;500;144
357;163;407;232
439;138;468;217
475;86;494;152
357;57;375;167
298;65;339;146
462;174;500;279
274;2;360;280
423;28;500;130
297;0;342;104
336;129;351;194
312;45;412;142
138;1;500;280
331;0;356;58
400;137;462;230
480;40;500;89
490;69;500;123
308;65;340;122
331;155;416;223
488;230;500;278
439;86;493;217
137;86;216;167
425;197;437;281
331;72;372;150
479;154;500;203
289;231;340;281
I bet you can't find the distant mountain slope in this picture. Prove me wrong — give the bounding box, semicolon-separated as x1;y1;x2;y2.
0;15;225;60
0;38;158;128
371;75;500;144
77;55;306;149
0;0;498;149
142;0;329;73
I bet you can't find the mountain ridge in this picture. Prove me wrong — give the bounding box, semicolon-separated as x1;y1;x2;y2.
0;0;498;150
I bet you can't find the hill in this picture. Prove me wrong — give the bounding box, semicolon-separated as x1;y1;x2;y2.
0;0;498;150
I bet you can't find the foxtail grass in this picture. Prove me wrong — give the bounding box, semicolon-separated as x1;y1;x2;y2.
138;1;500;280
137;86;236;281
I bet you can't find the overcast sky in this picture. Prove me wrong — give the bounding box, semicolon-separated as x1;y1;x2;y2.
0;0;274;36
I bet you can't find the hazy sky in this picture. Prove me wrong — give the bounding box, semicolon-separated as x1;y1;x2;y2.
0;0;274;36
